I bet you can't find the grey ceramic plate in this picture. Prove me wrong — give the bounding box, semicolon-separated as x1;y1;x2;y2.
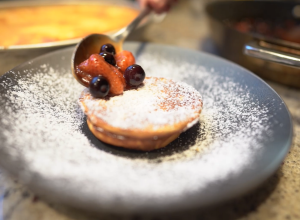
0;42;292;215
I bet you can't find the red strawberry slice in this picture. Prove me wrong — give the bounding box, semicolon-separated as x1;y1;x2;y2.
78;54;126;95
115;50;135;73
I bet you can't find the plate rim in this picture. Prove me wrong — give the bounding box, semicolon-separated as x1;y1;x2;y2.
0;42;294;214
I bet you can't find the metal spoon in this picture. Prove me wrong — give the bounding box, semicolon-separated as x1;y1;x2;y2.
71;7;151;86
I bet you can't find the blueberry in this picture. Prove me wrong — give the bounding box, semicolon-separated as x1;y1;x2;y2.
89;76;110;98
100;44;116;55
124;64;145;86
99;52;116;66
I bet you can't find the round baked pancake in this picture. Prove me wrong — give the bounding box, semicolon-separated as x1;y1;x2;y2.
0;43;292;216
79;77;203;151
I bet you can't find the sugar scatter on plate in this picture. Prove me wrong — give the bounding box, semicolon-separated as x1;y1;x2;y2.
0;51;276;209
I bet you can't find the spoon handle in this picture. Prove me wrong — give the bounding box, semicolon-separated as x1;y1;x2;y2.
111;7;151;43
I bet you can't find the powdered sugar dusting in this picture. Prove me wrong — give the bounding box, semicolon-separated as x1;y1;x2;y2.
80;77;202;130
0;46;279;213
136;53;273;162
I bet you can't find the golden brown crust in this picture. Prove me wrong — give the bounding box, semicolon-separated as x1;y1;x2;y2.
81;98;199;138
87;119;181;151
80;77;203;151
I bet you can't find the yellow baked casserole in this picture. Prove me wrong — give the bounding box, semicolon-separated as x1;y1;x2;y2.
0;3;139;47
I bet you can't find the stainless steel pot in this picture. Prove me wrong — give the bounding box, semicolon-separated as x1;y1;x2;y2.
205;0;300;88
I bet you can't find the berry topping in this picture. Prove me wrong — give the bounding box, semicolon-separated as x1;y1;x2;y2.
115;50;135;73
100;44;116;55
124;64;145;86
78;54;126;95
99;52;116;66
89;76;110;98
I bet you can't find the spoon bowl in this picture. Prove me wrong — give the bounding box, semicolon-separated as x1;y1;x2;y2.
71;8;151;86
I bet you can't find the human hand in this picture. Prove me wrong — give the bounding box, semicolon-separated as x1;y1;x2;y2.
138;0;177;14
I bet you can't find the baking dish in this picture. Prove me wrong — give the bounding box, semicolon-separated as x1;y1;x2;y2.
0;0;142;75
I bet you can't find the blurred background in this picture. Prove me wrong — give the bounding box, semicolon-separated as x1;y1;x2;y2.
0;0;299;220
